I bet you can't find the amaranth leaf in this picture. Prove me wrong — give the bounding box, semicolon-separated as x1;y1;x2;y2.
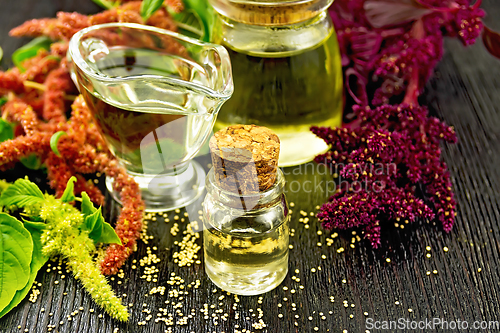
50;131;67;157
81;192;97;216
12;37;52;72
80;192;121;245
60;176;77;203
0;178;44;208
0;221;47;318
0;119;14;142
98;222;122;245
85;208;104;242
0;213;33;313
141;0;164;21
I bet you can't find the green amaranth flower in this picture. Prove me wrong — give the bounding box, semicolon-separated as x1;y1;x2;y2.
31;193;128;321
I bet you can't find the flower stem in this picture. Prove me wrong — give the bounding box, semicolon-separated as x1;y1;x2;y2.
403;19;425;105
23;80;77;101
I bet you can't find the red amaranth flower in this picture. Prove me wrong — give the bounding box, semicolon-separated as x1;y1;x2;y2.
20;51;61;83
314;0;482;247
0;90;145;275
2;99;40;136
11;2;178;41
43;64;73;123
0;2;188;275
312;103;457;247
95;157;145;276
0;69;26;94
330;0;484;105
10;12;90;41
0;132;51;170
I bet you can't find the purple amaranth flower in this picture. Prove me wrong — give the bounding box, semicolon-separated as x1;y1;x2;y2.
312;103;457;247
315;0;480;247
330;0;484;106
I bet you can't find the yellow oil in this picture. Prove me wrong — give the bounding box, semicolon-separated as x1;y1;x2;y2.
203;216;289;295
214;30;343;166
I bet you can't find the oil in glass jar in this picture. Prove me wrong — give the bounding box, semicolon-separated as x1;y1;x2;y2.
210;1;343;166
203;124;289;295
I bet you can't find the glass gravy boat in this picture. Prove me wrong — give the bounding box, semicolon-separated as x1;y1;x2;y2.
68;23;233;211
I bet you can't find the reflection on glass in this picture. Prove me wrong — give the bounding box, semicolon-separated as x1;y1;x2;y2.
68;23;233;211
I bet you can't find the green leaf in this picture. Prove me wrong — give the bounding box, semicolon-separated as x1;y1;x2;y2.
50;131;67;157
60;176;77;203
169;9;205;39
81;192;97;216
0;97;7;107
79;192;120;245
20;155;43;170
12;37;52;72
0;178;44;208
23;222;47;272
141;0;164;21
85;208;104;242
0;221;47;318
0;180;10;198
80;191;102;241
98;222;122;245
23;220;45;230
0;119;14;143
0;46;3;62
91;0;118;9
20;216;44;224
0;213;33;313
180;0;216;42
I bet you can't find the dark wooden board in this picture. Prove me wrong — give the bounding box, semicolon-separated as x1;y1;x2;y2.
1;1;500;332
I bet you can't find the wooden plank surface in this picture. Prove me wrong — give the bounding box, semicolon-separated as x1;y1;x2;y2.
1;1;500;332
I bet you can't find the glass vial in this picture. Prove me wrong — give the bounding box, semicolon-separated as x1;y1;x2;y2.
203;125;290;295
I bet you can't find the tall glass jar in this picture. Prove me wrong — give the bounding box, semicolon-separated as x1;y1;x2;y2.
203;168;290;295
209;0;343;166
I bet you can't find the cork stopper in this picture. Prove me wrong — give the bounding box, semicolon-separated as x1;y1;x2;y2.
209;124;280;194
